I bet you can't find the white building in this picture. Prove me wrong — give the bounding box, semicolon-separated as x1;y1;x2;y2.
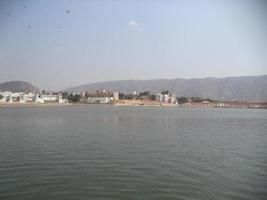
0;91;68;104
86;91;119;104
34;95;45;103
0;91;12;103
163;94;170;103
156;93;163;102
58;95;68;104
170;95;177;104
87;96;111;104
113;92;119;101
19;93;35;103
156;92;177;104
41;95;58;102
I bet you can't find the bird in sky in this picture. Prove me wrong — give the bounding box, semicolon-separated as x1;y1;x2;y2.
65;9;70;14
27;25;31;29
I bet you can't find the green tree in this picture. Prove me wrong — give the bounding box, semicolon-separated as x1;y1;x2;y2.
178;97;187;104
125;94;134;99
191;97;202;102
119;93;125;99
150;94;156;100
62;92;69;99
191;97;212;102
161;90;169;95
0;94;3;100
68;94;81;103
139;91;151;96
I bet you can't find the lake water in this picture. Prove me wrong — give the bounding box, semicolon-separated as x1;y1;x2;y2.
0;105;266;200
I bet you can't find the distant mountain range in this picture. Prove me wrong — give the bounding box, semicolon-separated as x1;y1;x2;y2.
65;75;267;101
1;75;266;101
0;81;40;93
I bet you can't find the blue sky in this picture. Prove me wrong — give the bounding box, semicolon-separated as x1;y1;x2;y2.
0;0;266;90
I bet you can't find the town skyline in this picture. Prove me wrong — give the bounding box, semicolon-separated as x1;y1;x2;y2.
1;74;267;102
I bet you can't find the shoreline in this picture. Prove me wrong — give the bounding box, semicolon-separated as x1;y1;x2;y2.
0;103;70;108
0;103;165;108
0;102;266;109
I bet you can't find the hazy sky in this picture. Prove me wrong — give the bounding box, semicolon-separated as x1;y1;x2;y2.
0;0;267;90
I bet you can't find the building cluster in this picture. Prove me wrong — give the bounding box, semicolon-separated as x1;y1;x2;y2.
0;90;120;104
156;92;178;104
1;89;266;108
83;90;119;104
0;91;68;104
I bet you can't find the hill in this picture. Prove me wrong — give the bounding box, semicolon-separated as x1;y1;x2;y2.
0;81;40;93
65;75;267;101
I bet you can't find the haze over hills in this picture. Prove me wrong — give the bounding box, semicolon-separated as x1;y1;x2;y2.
1;75;267;101
65;75;267;101
0;81;40;93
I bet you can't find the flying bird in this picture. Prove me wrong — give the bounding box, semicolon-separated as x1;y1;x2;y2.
27;25;31;29
23;6;26;9
65;9;70;14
